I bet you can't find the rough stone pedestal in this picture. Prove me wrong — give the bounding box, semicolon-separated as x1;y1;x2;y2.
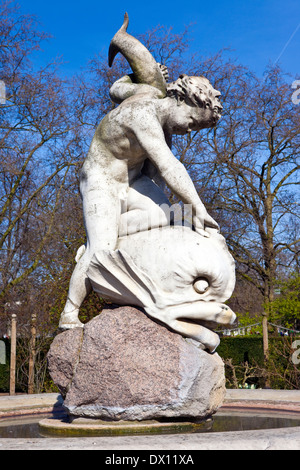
47;306;226;421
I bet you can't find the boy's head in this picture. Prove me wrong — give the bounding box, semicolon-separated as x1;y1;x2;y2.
167;74;222;120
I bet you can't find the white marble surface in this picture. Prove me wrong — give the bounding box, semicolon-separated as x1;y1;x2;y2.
88;226;236;352
58;14;234;352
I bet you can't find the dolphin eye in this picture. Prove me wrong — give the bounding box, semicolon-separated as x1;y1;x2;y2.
193;278;209;294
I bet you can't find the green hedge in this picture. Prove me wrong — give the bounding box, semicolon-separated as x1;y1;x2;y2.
1;335;299;392
218;335;300;389
0;338;10;392
218;336;264;365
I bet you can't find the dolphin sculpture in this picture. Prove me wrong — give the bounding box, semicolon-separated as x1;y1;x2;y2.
108;13;167;97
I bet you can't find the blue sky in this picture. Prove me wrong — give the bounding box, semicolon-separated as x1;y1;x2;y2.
18;0;300;79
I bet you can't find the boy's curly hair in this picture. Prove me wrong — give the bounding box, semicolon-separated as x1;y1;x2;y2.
167;74;213;108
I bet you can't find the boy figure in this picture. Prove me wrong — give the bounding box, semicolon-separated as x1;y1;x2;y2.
59;72;223;329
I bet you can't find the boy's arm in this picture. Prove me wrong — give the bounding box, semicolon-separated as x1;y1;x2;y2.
110;74;165;104
109;75;137;104
133;113;218;235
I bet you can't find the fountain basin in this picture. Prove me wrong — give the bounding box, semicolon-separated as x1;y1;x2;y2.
1;390;300;449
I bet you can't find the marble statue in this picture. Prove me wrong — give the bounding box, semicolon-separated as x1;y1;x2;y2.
58;13;236;352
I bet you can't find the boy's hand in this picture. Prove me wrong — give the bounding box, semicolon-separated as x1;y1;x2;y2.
193;205;219;237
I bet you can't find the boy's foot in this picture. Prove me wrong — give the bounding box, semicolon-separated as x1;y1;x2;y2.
59;312;84;330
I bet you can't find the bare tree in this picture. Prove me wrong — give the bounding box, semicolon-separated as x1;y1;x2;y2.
0;2;86;329
1;3;299;334
170;52;300;312
214;66;300;308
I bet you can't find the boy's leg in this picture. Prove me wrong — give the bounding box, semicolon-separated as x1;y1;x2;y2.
119;175;173;236
58;252;92;329
59;188;120;329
